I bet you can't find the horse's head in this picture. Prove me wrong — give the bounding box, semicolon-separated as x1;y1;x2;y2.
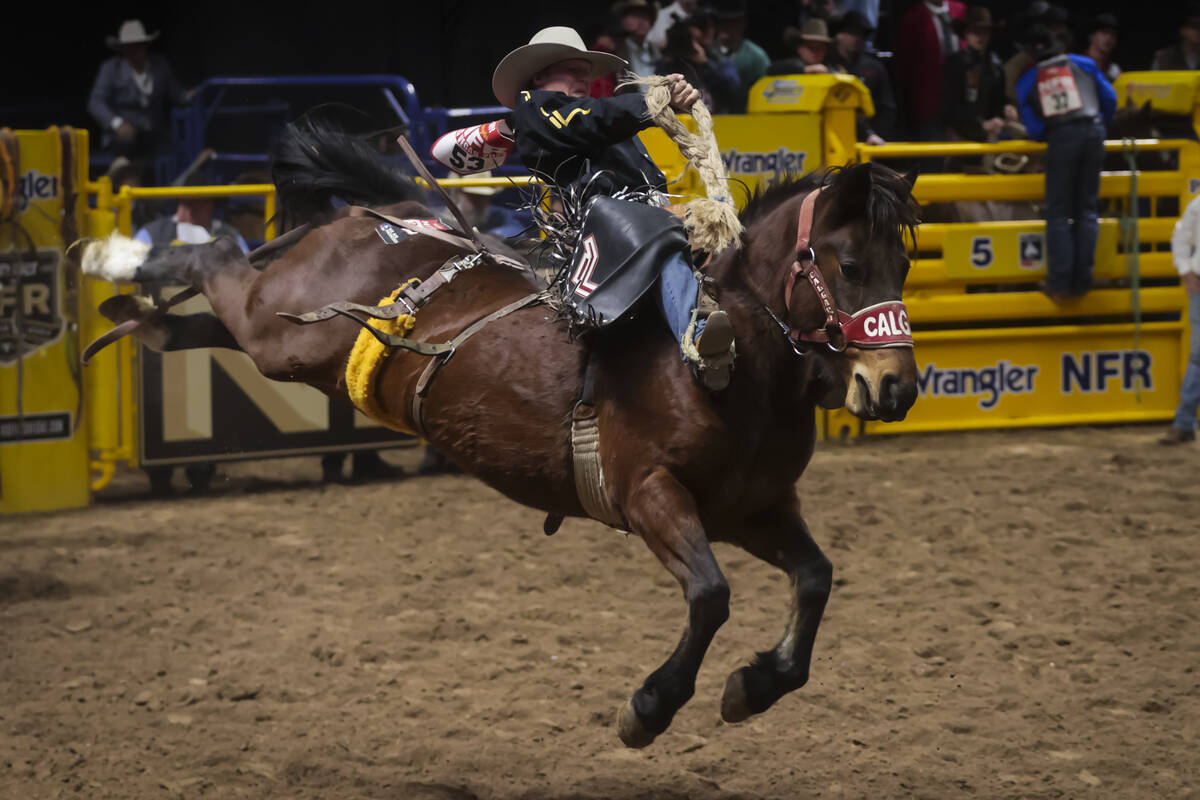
738;162;920;421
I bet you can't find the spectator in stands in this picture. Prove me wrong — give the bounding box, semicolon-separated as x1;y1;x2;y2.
587;28;624;98
714;0;771;105
1159;192;1200;445
838;0;879;33
616;0;660;80
745;0;818;61
1082;13;1121;83
648;0;699;50
826;11;895;145
807;0;839;22
133;175;249;253
942;7;1014;143
445;171;528;239
1016;24;1116;302
768;19;833;75
655;17;742;113
896;0;966;142
1044;5;1074;56
88;20;189;163
1004;1;1049;105
134;172;246;495
1152;4;1200;71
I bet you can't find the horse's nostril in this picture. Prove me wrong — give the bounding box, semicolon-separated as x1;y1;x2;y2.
880;373;917;416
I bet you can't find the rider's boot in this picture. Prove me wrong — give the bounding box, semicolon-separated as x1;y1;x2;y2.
692;295;735;391
658;253;736;392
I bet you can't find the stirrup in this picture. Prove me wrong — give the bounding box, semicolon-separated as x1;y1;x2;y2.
687;310;735;391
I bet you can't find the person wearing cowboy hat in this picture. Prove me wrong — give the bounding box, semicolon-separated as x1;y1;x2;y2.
826;11;897;145
1082;13;1121;83
443;171;528;239
491;26;736;390
1016;23;1116;302
1152;3;1200;71
767;18;833;75
88;19;188;163
941;7;1016;143
614;0;661;84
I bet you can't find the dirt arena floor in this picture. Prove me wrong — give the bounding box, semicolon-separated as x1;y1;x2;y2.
2;424;1197;799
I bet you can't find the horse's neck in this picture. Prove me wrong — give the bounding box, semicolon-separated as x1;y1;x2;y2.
710;264;815;414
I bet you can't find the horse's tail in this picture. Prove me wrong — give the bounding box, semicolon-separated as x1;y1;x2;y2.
270;117;424;224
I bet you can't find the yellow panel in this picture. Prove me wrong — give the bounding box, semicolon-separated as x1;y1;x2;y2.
711;114;823;202
1114;71;1200;117
0;129;91;514
943;221;1119;279
746;74;873;116
826;323;1182;436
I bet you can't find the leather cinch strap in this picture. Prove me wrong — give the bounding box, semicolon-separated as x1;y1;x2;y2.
409;291;541;438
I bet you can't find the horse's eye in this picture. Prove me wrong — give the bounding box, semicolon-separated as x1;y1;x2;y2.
840;262;866;282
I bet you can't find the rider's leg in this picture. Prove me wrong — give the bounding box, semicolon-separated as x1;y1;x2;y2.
656;253;734;390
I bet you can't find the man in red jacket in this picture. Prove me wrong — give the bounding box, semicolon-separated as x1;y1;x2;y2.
896;0;965;142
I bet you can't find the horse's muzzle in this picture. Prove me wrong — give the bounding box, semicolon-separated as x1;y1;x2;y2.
844;348;919;422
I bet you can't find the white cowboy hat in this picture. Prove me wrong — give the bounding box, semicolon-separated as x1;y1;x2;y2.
106;19;160;49
492;26;627;109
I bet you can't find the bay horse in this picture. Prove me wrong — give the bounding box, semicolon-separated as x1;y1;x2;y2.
77;121;920;748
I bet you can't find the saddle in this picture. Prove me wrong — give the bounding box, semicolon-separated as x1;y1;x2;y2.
559;196;690;329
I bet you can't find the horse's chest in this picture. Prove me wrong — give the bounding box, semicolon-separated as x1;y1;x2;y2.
719;417;815;509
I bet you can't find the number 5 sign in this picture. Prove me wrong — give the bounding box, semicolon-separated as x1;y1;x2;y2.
970;236;994;269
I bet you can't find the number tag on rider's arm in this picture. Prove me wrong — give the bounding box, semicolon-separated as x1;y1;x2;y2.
1036;66;1083;117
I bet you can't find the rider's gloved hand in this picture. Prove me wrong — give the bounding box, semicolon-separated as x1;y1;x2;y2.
664;74;702;113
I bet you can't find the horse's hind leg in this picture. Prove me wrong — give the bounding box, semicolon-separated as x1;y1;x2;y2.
720;495;832;723
82;234;349;384
99;295;241;352
617;468;730;748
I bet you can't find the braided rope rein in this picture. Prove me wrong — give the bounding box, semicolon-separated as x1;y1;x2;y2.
618;75;744;255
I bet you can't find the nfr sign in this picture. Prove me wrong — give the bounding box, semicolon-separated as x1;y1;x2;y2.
0;249;63;365
1061;350;1153;394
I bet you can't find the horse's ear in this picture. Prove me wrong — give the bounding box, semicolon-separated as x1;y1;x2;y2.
901;166;919;197
828;163;873;225
1140;100;1154;118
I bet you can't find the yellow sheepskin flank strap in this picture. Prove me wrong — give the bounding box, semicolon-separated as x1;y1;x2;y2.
345;280;421;434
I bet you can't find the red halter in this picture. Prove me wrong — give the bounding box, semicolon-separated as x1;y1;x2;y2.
780;188;913;351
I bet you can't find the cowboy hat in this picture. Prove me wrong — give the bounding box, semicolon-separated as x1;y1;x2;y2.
106;19;159;49
953;6;996;35
783;18;832;48
492;26;628;108
831;10;875;36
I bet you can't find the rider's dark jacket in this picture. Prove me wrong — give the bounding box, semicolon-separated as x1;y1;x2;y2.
508;89;668;198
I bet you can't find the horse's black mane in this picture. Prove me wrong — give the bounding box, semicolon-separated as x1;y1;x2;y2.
738;172;826;227
270;116;425;225
737;163;920;243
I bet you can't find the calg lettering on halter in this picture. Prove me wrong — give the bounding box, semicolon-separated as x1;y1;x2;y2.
861;306;910;339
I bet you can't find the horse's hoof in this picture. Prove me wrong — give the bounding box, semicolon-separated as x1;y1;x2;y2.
616;698;658;749
720;669;753;723
98;293;155;324
65;237;98;266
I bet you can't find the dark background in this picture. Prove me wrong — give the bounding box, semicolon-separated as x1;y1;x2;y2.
2;1;1181;129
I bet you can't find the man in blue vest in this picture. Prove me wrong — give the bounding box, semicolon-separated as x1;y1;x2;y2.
1016;23;1116;302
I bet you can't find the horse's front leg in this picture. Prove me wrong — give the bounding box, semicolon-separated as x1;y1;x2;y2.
617;467;730;748
720;494;832;722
